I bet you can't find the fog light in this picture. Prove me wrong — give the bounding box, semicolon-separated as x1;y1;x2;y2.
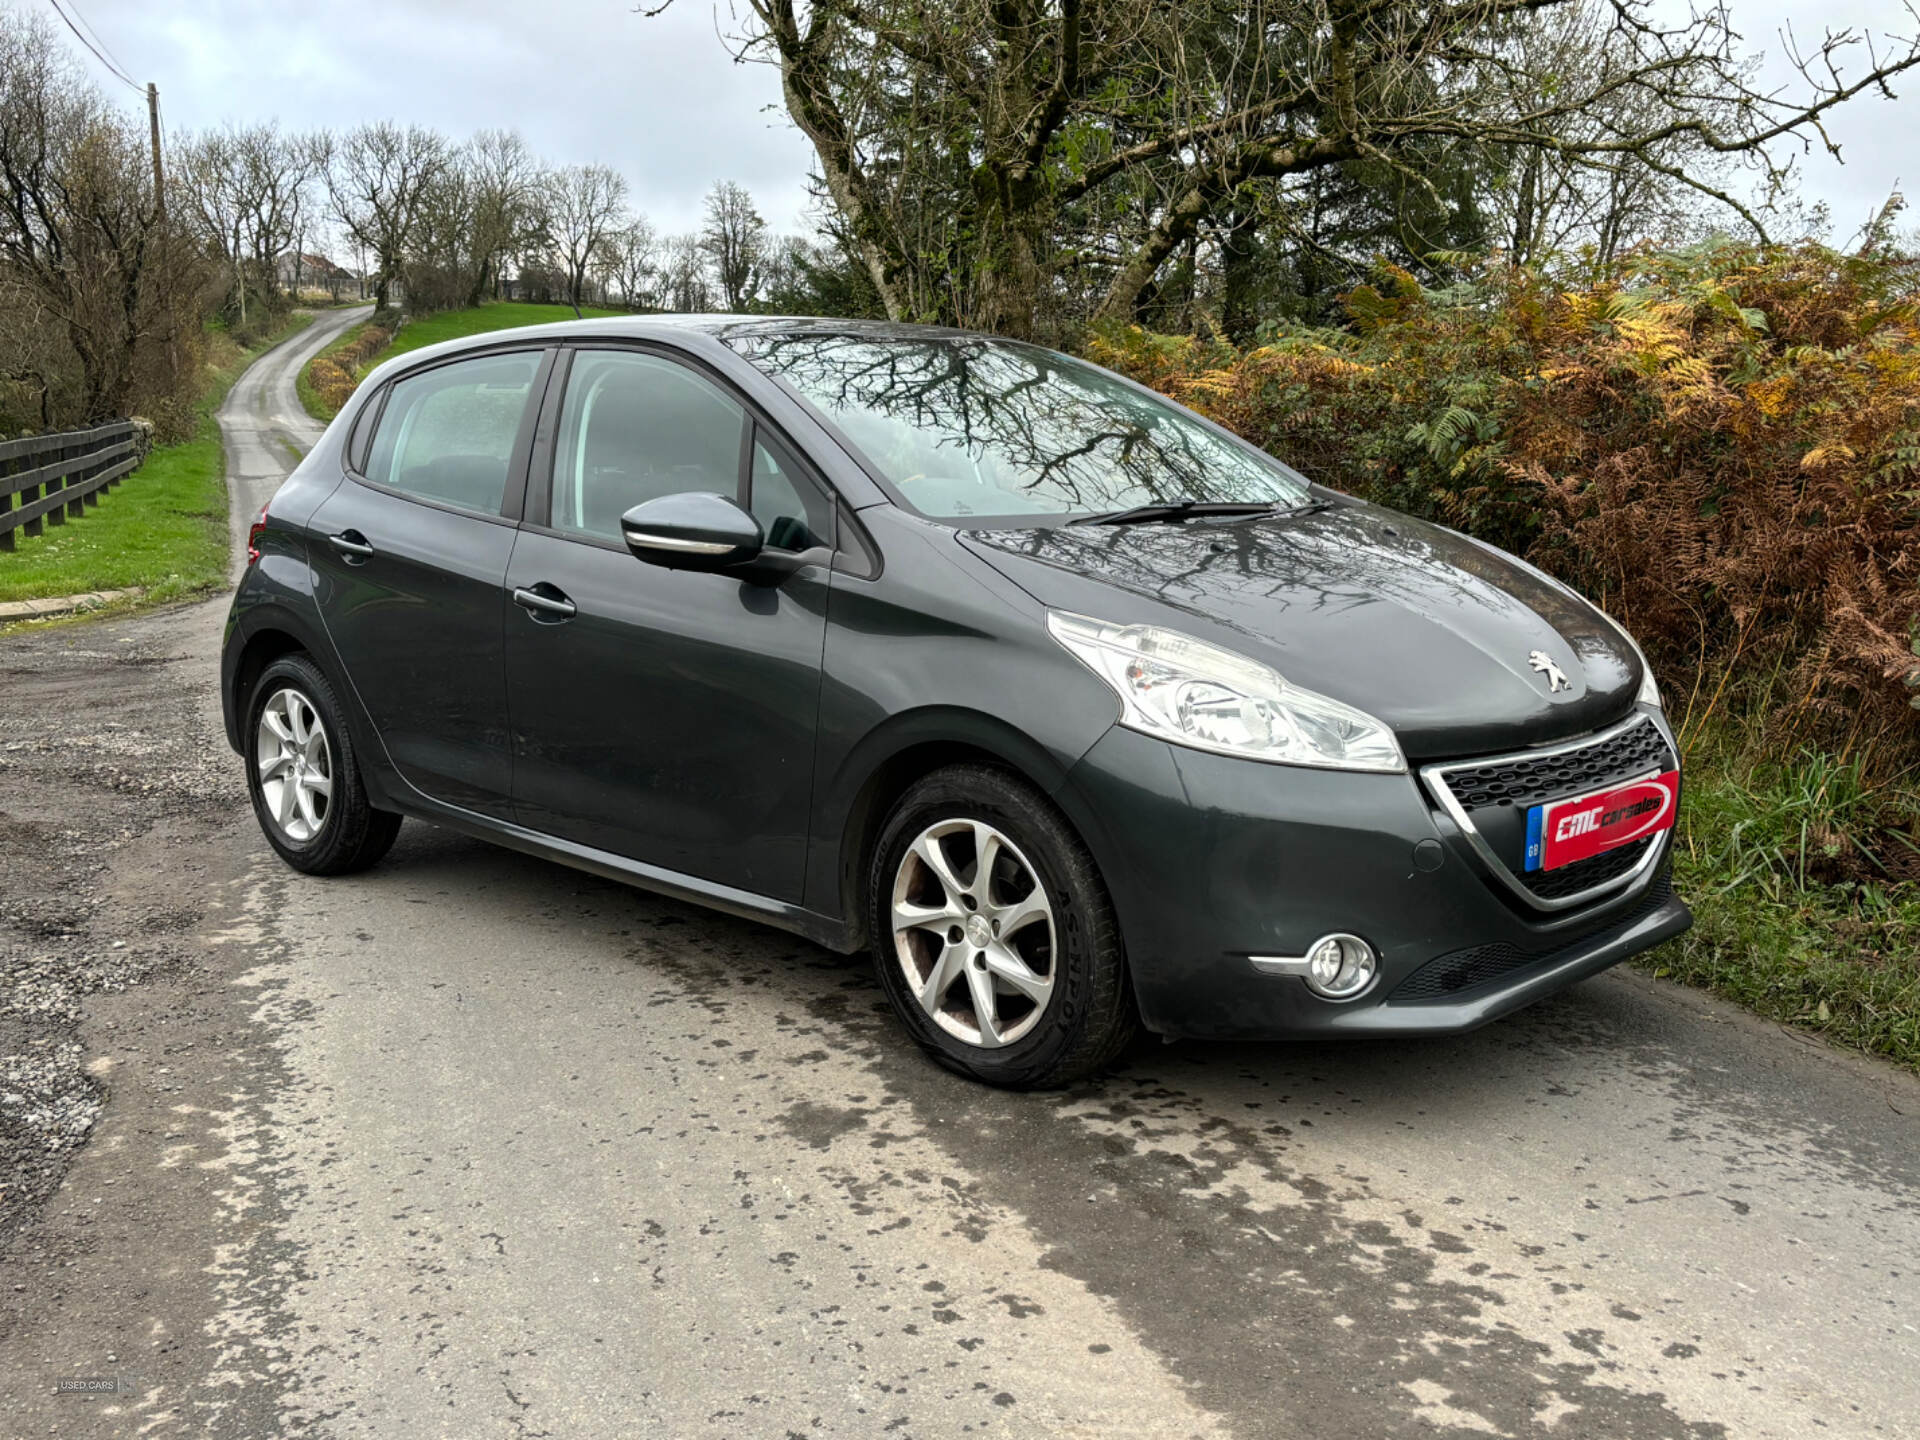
1248;932;1379;1000
1302;933;1376;1000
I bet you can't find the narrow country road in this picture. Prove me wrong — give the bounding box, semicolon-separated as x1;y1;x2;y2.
220;304;371;568
0;316;1916;1440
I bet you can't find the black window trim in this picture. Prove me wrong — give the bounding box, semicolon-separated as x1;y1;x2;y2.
343;343;557;530
519;337;869;570
345;384;387;474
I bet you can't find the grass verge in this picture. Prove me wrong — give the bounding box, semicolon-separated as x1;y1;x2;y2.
384;301;622;360
299;301;622;423
0;312;313;606
1647;728;1920;1071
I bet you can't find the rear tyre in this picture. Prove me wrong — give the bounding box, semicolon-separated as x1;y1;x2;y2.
245;652;401;876
868;764;1136;1088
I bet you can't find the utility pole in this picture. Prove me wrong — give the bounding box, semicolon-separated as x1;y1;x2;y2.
147;81;176;385
146;82;165;220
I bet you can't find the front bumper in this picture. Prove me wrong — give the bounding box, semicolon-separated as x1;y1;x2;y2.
1054;724;1692;1040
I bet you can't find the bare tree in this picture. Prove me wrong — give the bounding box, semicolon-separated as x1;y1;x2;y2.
654;0;1920;338
699;180;767;311
605;216;661;309
544;163;628;315
176;122;327;324
465;129;543;306
175;128;249;318
240;125;328;301
327;122;449;311
662;233;712;312
0;6;201;425
406;154;480;312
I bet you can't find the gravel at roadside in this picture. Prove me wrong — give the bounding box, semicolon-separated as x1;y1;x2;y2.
0;617;236;1251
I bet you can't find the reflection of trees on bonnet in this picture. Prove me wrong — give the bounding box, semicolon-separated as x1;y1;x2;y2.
725;328;1306;518
970;501;1619;651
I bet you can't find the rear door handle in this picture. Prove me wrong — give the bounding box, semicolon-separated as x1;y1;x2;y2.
328;530;374;559
512;584;577;620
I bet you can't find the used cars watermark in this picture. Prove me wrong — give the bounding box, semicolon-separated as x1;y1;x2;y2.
54;1373;141;1396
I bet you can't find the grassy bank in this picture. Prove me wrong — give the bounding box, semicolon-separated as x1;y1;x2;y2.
385;301;621;359
1654;735;1920;1069
0;313;313;606
299;301;621;423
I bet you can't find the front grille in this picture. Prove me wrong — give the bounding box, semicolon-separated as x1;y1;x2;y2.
1521;837;1652;900
1422;714;1678;910
1390;871;1675;1003
1442;717;1674;810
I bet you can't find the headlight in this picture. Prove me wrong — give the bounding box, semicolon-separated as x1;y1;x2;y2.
1596;605;1661;710
1047;611;1405;772
1636;661;1661;710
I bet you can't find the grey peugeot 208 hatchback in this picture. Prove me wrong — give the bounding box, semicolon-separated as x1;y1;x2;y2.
222;315;1690;1088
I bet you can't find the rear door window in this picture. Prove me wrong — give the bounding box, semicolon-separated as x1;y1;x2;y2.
549;350;746;541
362;351;542;516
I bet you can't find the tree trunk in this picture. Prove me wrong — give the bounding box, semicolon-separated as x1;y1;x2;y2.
970;187;1044;337
775;36;908;321
966;145;1060;338
1097;182;1213;324
466;254;492;310
1220;209;1261;344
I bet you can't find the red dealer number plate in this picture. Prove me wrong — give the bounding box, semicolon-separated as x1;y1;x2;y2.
1524;770;1680;873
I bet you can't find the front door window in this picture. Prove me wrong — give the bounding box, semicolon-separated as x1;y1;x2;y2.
549;351;745;539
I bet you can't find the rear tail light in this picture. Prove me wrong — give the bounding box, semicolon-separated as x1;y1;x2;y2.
246;504;269;566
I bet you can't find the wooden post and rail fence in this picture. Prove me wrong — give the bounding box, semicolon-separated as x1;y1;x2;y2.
0;421;147;553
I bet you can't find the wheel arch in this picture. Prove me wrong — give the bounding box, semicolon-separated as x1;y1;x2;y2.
222;604;360;759
229;627;307;734
818;705;1108;954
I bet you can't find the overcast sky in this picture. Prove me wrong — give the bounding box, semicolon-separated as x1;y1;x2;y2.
53;0;1920;247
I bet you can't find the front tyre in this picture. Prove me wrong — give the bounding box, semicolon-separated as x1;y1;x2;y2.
868;764;1135;1088
245;653;400;876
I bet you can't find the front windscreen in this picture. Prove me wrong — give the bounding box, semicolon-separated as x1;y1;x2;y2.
729;332;1310;521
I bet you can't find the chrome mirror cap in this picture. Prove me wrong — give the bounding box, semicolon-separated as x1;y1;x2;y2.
620;492;764;571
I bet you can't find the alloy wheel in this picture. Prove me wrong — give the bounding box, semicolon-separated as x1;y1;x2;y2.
890;818;1057;1048
256;686;334;844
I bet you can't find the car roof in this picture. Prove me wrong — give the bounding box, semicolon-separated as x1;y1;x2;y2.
361;314;1000;391
417;313;986;353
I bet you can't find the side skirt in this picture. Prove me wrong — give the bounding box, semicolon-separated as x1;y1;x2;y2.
386;788;858;954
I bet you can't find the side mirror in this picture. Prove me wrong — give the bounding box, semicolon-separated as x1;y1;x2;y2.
619;492;764;572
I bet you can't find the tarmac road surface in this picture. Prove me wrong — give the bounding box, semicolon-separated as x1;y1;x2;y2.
0;310;1915;1439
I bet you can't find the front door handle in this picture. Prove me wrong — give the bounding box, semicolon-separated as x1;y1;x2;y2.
328;529;374;560
512;584;577;620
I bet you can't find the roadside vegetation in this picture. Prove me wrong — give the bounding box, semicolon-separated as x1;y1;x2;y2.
380;300;622;357
298;320;385;422
0;314;312;606
1657;742;1920;1066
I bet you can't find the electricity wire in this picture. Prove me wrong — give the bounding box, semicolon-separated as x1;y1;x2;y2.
43;0;144;93
49;0;139;87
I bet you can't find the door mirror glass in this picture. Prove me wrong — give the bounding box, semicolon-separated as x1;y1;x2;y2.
620;492;764;571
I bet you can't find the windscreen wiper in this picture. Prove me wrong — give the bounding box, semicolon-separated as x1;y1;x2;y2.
1066;500;1285;527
